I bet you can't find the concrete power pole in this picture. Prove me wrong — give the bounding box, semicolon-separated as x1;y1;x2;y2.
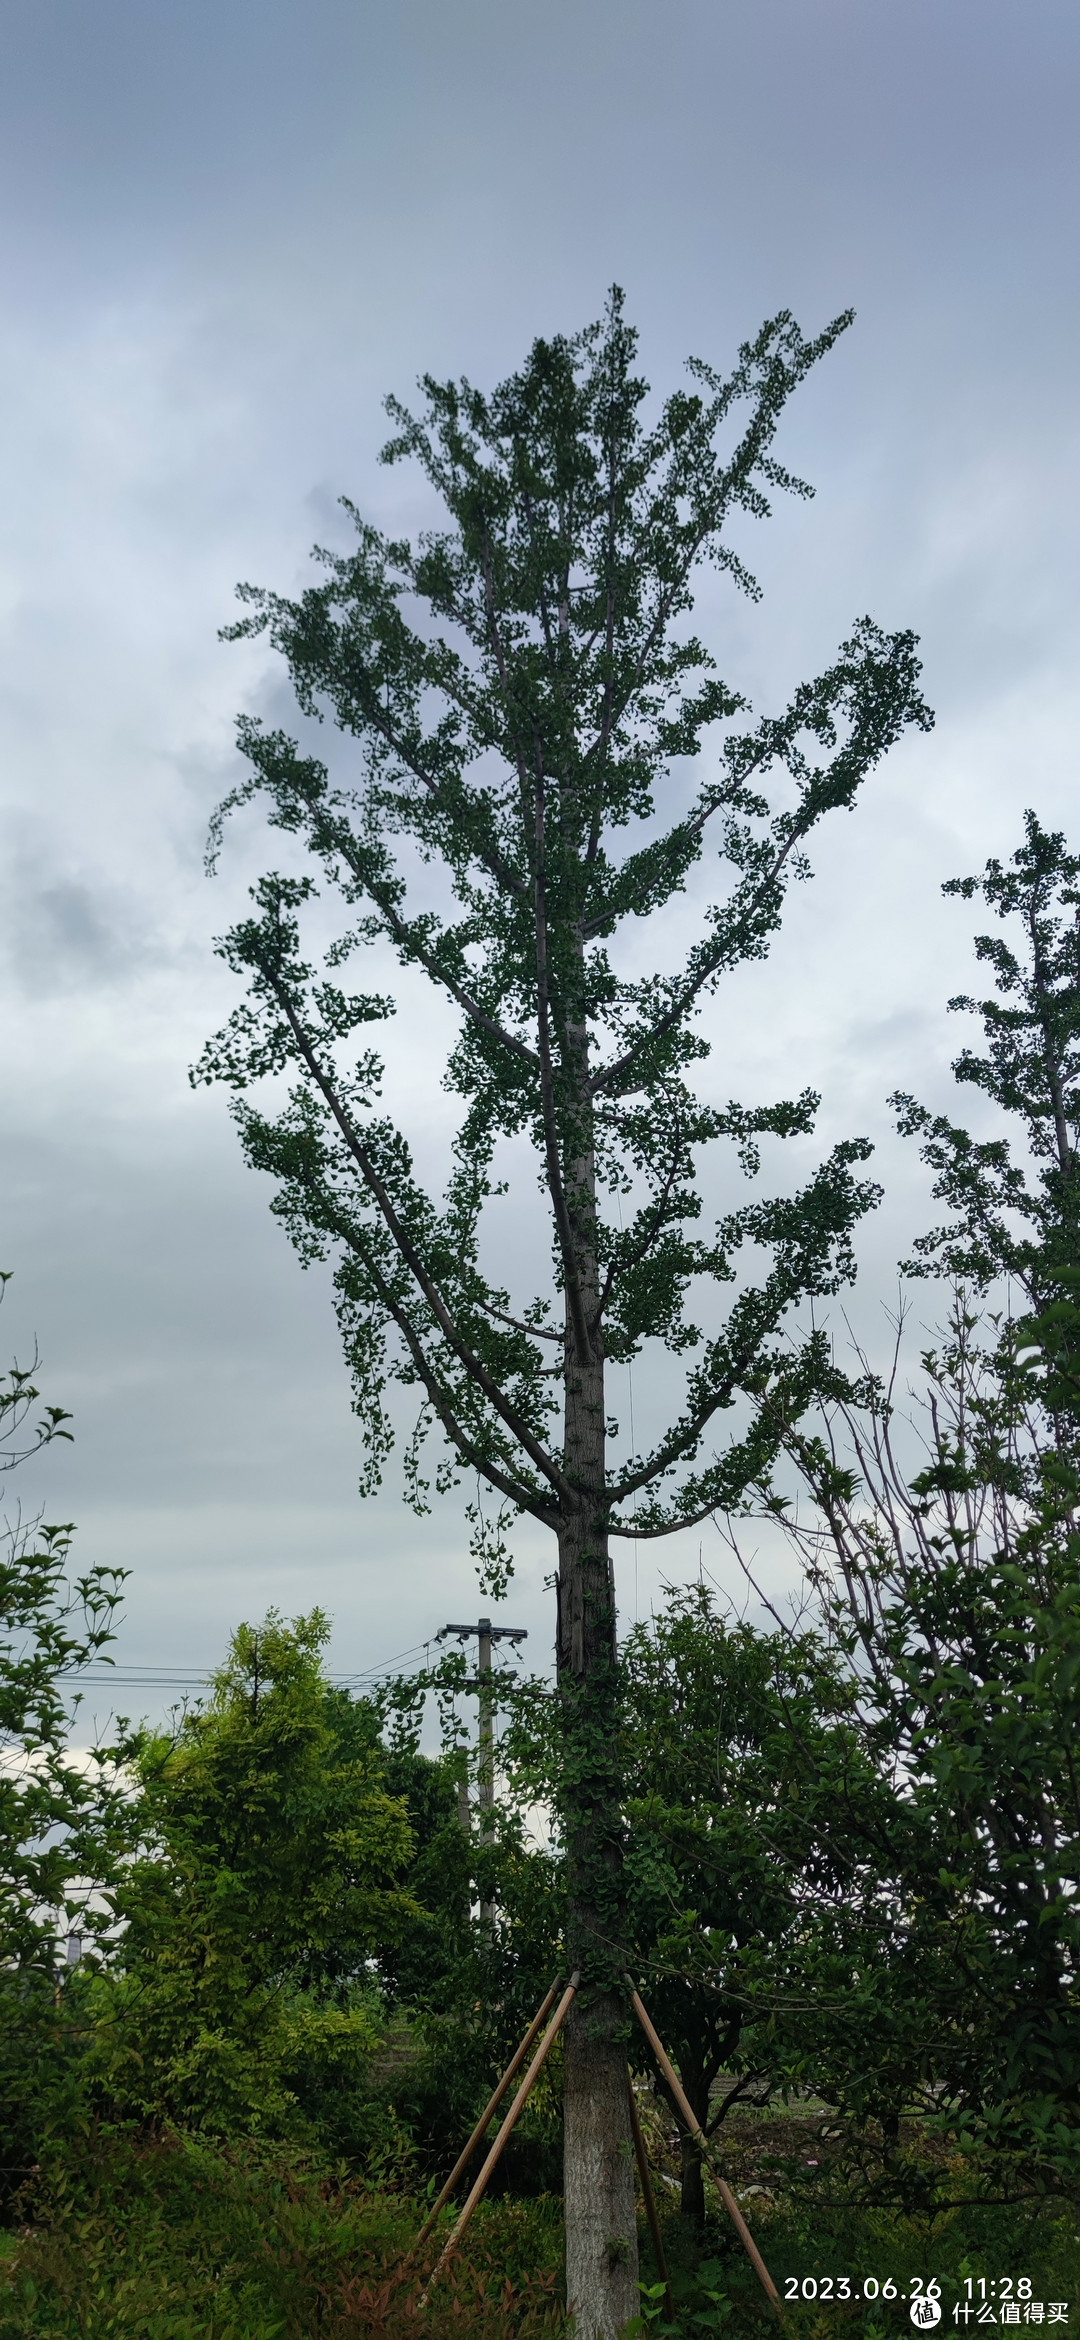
437;1616;527;1924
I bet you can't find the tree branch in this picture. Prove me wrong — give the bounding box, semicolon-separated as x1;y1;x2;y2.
263;962;574;1501
332;828;540;1072
590;823;804;1100
592;1094;686;1327
317;1185;558;1526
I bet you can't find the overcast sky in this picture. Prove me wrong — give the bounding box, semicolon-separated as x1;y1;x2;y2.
2;0;1078;1727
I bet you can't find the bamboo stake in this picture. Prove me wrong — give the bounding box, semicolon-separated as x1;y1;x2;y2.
418;1973;579;2304
628;2068;674;2325
410;1979;562;2254
629;1987;780;2308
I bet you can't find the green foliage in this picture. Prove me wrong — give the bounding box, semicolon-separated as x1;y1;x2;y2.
1019;1264;1080;1425
321;1681;472;2011
760;817;1080;2191
750;2191;1080;2336
0;2131;569;2339
618;1586;893;2212
6;2127;1080;2338
367;1649;566;2182
193;286;929;1568
93;1611;418;2140
492;1585;912;2212
0;1278;128;2201
894;809;1080;1314
627;2259;731;2339
0;1516;126;1976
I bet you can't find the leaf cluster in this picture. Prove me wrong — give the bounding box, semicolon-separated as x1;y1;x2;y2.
896;810;1080;1317
194;291;930;1550
93;1610;419;2138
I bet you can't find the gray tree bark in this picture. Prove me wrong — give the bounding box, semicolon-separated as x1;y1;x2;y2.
557;1061;638;2337
558;1497;639;2335
563;2006;638;2336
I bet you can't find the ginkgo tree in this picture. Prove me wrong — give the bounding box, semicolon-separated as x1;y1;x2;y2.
195;291;930;2338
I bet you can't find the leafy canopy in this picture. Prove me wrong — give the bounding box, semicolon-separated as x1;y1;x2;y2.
97;1610;417;2135
195;292;931;1564
896;810;1080;1305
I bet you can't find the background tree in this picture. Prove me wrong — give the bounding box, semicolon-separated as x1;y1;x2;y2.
760;818;1080;2195
895;807;1080;1441
96;1610;418;2145
767;1301;1080;2195
322;1682;470;2015
0;1270;73;1479
502;1579;904;2220
380;1646;568;2190
894;809;1080;1328
195;291;930;2334
618;1584;891;2224
0;1277;127;2201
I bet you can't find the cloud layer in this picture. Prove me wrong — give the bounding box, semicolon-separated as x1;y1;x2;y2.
2;0;1078;1722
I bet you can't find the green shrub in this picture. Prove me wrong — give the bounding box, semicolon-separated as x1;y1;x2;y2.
5;2124;1080;2339
91;1613;418;2142
0;2130;568;2339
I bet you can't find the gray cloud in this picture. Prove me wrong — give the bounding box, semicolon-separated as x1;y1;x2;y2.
1;0;1077;1723
2;846;163;996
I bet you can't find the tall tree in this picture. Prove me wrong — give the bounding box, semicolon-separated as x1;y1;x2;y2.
762;1301;1080;2194
759;818;1080;2193
195;292;929;2334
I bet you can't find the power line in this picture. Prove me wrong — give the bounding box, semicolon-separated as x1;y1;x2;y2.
57;1638;434;1694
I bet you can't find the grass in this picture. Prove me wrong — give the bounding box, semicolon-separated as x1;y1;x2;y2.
0;2131;564;2339
631;2083;1080;2334
679;2196;1080;2337
2;2124;1079;2338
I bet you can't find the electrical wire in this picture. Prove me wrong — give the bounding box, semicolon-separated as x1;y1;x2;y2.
58;1638;434;1695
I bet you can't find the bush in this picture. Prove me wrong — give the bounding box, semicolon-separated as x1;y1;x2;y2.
91;1612;417;2141
0;2129;568;2338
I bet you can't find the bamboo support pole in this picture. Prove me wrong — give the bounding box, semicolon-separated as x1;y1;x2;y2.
410;1979;562;2254
417;1973;579;2304
629;1987;780;2308
628;2067;674;2324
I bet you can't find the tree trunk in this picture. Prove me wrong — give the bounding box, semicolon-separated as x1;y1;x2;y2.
558;1502;638;2336
677;2069;712;2227
563;2010;637;2336
557;1061;638;2336
680;2131;706;2228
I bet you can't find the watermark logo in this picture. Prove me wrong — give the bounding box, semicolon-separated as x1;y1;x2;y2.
911;2299;942;2328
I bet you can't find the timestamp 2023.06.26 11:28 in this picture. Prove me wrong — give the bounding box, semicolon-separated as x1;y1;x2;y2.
782;2276;1070;2326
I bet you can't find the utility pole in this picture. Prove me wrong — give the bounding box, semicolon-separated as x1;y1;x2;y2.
437;1616;527;1924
